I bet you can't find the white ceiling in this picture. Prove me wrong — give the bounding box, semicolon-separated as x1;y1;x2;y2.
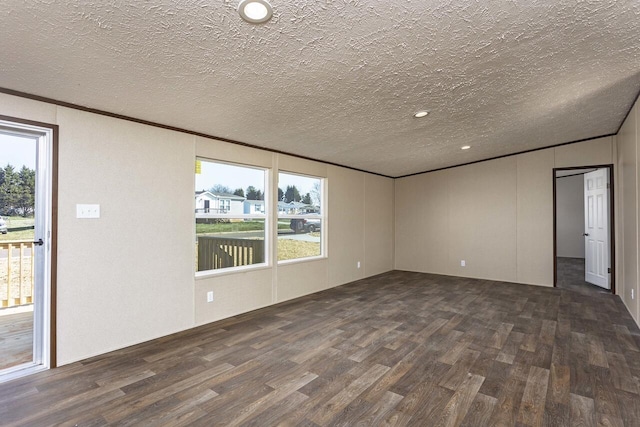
1;1;639;177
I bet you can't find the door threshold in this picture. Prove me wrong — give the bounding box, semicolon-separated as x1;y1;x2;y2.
0;363;48;384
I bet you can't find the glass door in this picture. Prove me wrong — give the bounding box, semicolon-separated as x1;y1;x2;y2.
0;118;54;382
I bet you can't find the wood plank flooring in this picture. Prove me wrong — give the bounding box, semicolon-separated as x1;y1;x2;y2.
0;310;33;371
1;270;639;426
556;257;612;296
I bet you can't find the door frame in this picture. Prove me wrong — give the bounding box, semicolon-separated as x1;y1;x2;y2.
552;164;615;293
0;114;58;369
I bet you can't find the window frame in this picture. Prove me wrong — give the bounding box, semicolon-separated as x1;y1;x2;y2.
195;157;270;277
277;171;326;264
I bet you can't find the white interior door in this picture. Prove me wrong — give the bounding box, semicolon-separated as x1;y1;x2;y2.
584;169;610;289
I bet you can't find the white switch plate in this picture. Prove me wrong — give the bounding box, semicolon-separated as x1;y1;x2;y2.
207;291;214;303
76;204;100;219
357;261;361;269
632;289;635;300
461;260;466;267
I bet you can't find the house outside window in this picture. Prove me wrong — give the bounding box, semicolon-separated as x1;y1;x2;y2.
243;200;265;215
278;172;324;262
195;159;267;273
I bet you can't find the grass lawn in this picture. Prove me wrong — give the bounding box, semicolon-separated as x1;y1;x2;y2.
196;221;289;234
0;216;35;242
3;216;34;227
278;239;320;261
0;230;35;242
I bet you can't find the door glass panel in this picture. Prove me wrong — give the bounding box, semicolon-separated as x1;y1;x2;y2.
0;132;37;372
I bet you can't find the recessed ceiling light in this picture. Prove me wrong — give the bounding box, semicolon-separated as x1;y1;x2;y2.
414;111;429;118
238;0;273;24
461;145;471;150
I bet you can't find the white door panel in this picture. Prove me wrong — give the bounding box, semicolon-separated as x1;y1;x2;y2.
584;169;609;289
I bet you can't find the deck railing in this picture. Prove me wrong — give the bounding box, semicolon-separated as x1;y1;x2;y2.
0;240;35;308
197;236;264;271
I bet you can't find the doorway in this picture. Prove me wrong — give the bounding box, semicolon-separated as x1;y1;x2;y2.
0;116;56;382
553;165;615;294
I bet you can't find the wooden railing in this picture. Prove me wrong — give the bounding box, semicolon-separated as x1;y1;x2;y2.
197;236;264;271
0;240;35;308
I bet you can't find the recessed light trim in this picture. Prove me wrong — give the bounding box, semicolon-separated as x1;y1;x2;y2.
414;111;429;118
461;145;471;150
238;0;273;24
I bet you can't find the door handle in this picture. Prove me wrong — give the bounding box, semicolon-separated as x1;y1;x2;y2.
583;233;589;237
33;238;44;246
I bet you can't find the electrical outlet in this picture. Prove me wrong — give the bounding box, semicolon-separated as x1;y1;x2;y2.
461;260;466;267
357;261;361;269
632;289;635;300
207;291;214;303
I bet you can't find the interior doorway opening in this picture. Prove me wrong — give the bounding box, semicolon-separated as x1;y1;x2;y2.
553;165;615;294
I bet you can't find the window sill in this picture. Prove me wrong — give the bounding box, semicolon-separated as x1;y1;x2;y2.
277;255;327;266
195;263;271;280
194;255;329;280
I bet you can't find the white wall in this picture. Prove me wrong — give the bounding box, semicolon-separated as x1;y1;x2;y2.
556;174;585;258
395;136;614;287
3;87;637;364
0;92;395;365
194;157;396;325
616;96;639;324
365;174;395;277
56;107;196;364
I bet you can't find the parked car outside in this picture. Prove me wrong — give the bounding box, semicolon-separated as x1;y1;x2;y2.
290;218;321;233
0;217;7;234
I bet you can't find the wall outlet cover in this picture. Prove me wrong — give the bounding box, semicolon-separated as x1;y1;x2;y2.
76;204;100;219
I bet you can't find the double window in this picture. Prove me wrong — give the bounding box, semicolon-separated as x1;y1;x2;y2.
194;159;324;274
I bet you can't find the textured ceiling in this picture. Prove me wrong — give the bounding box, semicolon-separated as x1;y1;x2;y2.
1;1;639;177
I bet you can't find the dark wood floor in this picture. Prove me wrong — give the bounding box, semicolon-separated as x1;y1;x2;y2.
0;310;33;371
556;257;612;296
1;270;639;426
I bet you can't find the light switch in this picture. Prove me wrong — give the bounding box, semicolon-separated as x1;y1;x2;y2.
76;204;100;219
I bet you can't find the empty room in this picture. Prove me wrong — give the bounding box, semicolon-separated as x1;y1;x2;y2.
0;1;639;426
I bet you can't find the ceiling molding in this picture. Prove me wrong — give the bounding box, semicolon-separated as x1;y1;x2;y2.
395;133;617;179
0;88;627;180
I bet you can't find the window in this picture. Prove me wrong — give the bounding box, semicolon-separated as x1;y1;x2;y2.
195;159;267;273
277;172;324;262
